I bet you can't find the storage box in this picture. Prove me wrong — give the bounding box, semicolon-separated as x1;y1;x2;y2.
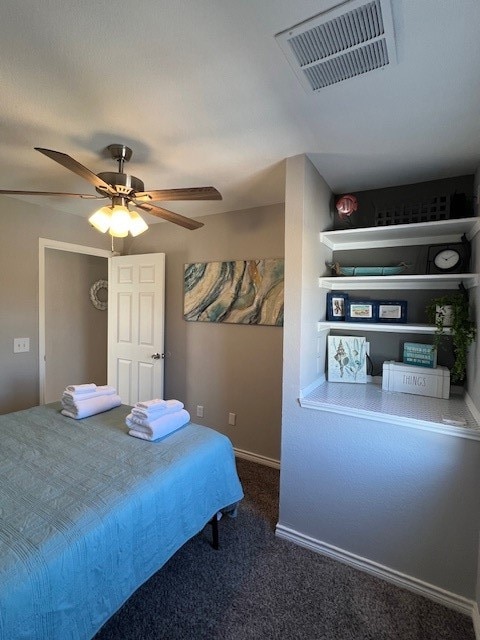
382;361;450;399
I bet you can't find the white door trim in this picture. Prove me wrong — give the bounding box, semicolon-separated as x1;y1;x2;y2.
38;238;112;404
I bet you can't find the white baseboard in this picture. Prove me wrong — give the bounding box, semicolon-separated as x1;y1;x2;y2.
473;601;480;639
234;447;280;469
275;524;474;616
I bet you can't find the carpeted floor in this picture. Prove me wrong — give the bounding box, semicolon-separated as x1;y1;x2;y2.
94;458;475;640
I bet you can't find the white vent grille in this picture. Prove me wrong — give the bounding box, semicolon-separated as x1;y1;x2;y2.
275;0;396;91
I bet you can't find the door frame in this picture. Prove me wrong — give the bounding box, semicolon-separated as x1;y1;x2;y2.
38;238;111;404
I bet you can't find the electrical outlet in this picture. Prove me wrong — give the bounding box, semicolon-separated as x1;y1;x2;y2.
14;338;30;353
196;405;204;418
228;412;236;426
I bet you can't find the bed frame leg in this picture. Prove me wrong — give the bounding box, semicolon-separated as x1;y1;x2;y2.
210;515;219;550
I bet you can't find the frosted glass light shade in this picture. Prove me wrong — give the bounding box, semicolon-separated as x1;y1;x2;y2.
129;210;148;237
88;206;112;233
109;206;130;237
89;204;149;238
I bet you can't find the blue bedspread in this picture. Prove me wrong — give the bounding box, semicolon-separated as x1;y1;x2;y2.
0;403;243;639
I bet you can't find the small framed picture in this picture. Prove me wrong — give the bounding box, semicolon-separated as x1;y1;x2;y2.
377;300;407;323
326;292;349;321
345;300;378;323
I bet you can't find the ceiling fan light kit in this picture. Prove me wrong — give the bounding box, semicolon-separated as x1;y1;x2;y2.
89;203;149;238
88;206;112;234
109;206;132;238
128;209;149;237
0;144;222;234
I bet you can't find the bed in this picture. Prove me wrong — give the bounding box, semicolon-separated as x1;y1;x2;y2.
0;402;243;639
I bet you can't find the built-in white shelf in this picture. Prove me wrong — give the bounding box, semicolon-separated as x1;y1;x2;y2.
300;380;480;440
318;321;451;334
312;216;480;433
319;273;478;290
320;217;480;251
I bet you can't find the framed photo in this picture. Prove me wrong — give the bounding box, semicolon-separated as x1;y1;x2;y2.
345;300;378;323
326;292;349;321
377;300;407;323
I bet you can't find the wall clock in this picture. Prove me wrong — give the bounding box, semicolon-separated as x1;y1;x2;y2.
426;240;470;274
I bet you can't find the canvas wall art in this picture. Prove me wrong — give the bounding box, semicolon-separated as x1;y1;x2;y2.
327;335;368;383
184;259;284;326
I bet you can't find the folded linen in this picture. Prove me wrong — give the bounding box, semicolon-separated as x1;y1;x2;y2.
62;385;117;402
125;413;150;428
131;399;184;420
126;409;190;440
65;383;97;394
128;429;154;441
61;394;122;419
125;415;173;433
136;398;167;410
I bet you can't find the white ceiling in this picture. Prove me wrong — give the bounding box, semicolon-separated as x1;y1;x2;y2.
1;0;480;225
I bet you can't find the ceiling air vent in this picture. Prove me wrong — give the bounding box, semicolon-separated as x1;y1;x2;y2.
275;0;396;92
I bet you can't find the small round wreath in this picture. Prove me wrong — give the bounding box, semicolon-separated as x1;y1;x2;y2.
89;279;108;311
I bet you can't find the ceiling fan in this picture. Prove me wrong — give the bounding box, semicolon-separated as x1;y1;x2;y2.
0;144;222;236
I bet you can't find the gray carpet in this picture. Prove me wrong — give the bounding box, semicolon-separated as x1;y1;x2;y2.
94;458;475;640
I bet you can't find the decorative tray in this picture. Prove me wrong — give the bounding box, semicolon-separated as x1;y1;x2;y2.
328;262;409;276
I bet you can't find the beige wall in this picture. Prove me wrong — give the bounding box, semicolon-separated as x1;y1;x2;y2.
125;203;285;463
45;250;108;402
0;194;284;463
0;196;113;414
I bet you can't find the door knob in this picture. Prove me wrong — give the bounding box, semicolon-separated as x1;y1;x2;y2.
151;352;164;360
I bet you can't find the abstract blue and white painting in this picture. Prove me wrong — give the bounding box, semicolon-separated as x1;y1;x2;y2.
184;259;284;326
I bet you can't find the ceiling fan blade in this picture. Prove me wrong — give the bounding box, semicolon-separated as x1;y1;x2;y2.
135;186;222;202
35;147;117;196
134;201;204;230
0;189;107;199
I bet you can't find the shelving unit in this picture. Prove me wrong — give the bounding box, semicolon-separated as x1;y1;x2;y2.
318;321;451;334
320;273;478;290
320;217;480;251
306;216;480;435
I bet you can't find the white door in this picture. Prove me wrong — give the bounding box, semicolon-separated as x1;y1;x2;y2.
108;253;165;405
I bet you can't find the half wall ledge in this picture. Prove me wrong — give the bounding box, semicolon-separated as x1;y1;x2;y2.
299;380;480;441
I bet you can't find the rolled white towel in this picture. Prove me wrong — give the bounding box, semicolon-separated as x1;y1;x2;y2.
62;385;117;402
65;383;97;394
131;399;184;420
61;394;122;419
127;409;190;441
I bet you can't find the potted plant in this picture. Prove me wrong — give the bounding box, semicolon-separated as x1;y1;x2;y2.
426;292;476;384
